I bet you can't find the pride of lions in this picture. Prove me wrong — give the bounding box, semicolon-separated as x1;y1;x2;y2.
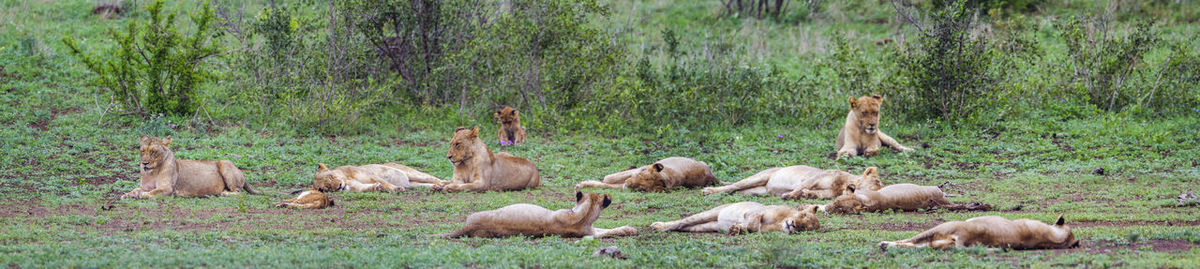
124;100;1082;252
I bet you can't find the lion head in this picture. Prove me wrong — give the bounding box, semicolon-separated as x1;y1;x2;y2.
494;106;520;125
312;163;346;192
855;167;885;191
849;95;883;134
824;188;867;214
446;126;484;166
1051;215;1080;249
575;191;613;222
625;163;668;192
782;204;821;233
138;136;174;172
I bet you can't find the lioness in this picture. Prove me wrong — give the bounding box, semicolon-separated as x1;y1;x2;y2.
276;189;334;209
494;106;527;145
436;126;540;192
822;184;991;213
878;215;1080;251
837;95;913;157
575;157;719;192
121;136;258;199
313;163;445;192
702;166;883;200
443;191;638;238
650;202;820;234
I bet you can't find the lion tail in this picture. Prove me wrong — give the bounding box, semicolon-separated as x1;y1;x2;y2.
219;160;259;195
440;228;470;239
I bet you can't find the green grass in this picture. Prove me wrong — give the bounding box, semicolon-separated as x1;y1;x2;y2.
2;0;1198;267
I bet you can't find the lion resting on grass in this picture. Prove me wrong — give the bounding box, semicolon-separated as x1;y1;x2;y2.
836;95;913;157
574;157;719;192
313;163;445;192
443;191;638;238
435;126;540;192
494;106;527;145
878;215;1079;251
276;189;334;209
702;166;883;200
651;202;820;234
121;136;259;199
821;184;992;213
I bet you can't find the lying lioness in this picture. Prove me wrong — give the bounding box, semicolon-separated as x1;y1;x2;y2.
494;106;527;145
437;126;540;192
837;95;913;157
575;157;719;192
313;163;445;192
878;215;1080;251
822;184;992;213
443;191;638;238
122;136;259;199
650;202;820;234
276;189;334;209
702;166;883;200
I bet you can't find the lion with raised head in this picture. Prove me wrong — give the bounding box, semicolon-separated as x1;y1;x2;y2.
822;183;991;214
436;126;540;192
121;136;259;199
276;189;334;209
702;166;883;200
494;106;527;145
575;157;719;192
651;202;820;235
443;191;638;238
312;163;445;192
878;215;1080;251
837;95;913;157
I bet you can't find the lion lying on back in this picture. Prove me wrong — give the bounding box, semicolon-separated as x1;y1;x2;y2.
837;95;913;157
444;191;637;238
575;157;718;192
276;189;334;209
702;166;883;199
122;136;258;199
651;202;820;234
313;163;445;192
879;215;1079;251
822;184;992;213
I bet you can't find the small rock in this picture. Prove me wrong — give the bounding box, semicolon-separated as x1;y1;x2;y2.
1093;167;1105;176
592;246;627;259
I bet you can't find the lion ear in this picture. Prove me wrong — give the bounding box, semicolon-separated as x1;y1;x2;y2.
872;94;882;101
652;163;664;172
806;205;819;214
512;109;518;116
601;194;612;208
494;111;501;118
575;191;583;203
139;135;149;144
163;136;172;146
848;96;857;108
863;167;878;177
1055;214;1066;226
847;185;857;193
317;163;329;172
470;126;480;136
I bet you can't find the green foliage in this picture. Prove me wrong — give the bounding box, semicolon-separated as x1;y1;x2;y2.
896;0;998;121
1057;16;1160;112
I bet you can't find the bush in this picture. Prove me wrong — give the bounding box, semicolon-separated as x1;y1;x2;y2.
1058;16;1159;112
894;0;999;121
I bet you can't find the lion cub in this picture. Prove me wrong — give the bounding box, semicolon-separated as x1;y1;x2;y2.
437;126;540;192
443;191;638;238
837;95;913;157
703;166;883;200
313;163;445;192
651;202;820;234
822;184;990;213
575;157;719;192
276;189;334;209
494;106;527;145
878;215;1080;251
121;136;258;199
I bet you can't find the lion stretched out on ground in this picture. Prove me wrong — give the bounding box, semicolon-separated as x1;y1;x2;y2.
837;95;913;158
651;202;820;234
435;126;540;192
121;136;259;199
443;191;638;238
878;215;1079;251
276;189;334;209
575;157;719;192
494;106;527;145
821;183;992;213
702;166;883;199
312;163;445;192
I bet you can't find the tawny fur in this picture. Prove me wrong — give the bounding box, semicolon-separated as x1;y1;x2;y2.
836;95;913;158
436;126;540;192
702;166;884;199
650;202;820;234
494;106;527;145
879;215;1080;251
312;163;445;192
275;189;335;209
121;136;258;199
443;192;637;238
575;157;719;192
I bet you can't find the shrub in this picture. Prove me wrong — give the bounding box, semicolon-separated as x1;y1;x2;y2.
894;0;999;121
1058;16;1159;112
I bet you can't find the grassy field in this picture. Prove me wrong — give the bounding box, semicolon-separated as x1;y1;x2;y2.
3;0;1200;268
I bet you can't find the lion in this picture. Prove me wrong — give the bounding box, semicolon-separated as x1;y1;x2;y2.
313;163;445;192
443;191;638;238
276;189;334;209
121;136;259;199
878;215;1080;251
436;126;540;192
836;95;913;157
494;106;527;145
822;184;992;214
702;166;883;200
650;202;820;235
574;157;719;192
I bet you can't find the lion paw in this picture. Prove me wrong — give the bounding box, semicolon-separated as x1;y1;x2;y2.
649;222;672;232
701;187;722;195
728;225;748;236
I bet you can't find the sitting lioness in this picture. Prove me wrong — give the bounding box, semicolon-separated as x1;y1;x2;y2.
436;126;540;192
121;136;259;199
494;106;527;145
575;157;719;192
822;184;992;213
443;191;638;238
878;215;1080;251
702;166;883;200
651;202;820;234
276;189;334;209
313;163;445;192
837;95;913;157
